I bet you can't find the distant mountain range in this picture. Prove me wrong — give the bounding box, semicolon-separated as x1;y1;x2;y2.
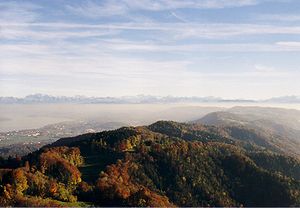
1;93;300;104
265;96;300;103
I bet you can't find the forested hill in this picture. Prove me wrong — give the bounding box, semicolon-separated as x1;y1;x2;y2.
195;110;300;158
1;121;300;207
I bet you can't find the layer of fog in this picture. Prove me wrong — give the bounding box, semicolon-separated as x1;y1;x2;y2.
1;102;300;132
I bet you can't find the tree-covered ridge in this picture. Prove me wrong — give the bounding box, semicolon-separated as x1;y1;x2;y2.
1;121;300;206
198;110;300;157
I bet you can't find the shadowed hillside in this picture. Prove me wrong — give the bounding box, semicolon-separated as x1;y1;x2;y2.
195;108;300;158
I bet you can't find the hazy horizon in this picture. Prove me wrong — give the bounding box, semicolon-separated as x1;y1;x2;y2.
2;102;300;132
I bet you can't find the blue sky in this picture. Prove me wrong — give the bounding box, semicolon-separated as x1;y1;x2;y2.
1;0;300;99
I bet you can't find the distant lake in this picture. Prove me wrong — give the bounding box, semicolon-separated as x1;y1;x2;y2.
1;103;300;132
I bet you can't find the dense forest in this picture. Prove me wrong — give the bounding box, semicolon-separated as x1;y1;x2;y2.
1;120;300;206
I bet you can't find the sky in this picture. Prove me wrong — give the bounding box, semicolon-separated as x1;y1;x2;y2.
1;0;300;99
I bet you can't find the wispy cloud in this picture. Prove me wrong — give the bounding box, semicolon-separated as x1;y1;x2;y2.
276;41;300;48
66;0;261;18
169;11;188;23
124;0;261;10
1;0;300;98
3;22;300;42
258;14;300;22
0;26;119;40
66;0;128;18
0;1;41;23
254;64;276;73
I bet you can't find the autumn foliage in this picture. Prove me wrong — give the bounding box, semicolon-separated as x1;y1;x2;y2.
1;121;300;206
96;159;174;207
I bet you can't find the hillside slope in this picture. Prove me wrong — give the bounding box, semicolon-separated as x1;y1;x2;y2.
0;121;300;206
195;110;300;158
